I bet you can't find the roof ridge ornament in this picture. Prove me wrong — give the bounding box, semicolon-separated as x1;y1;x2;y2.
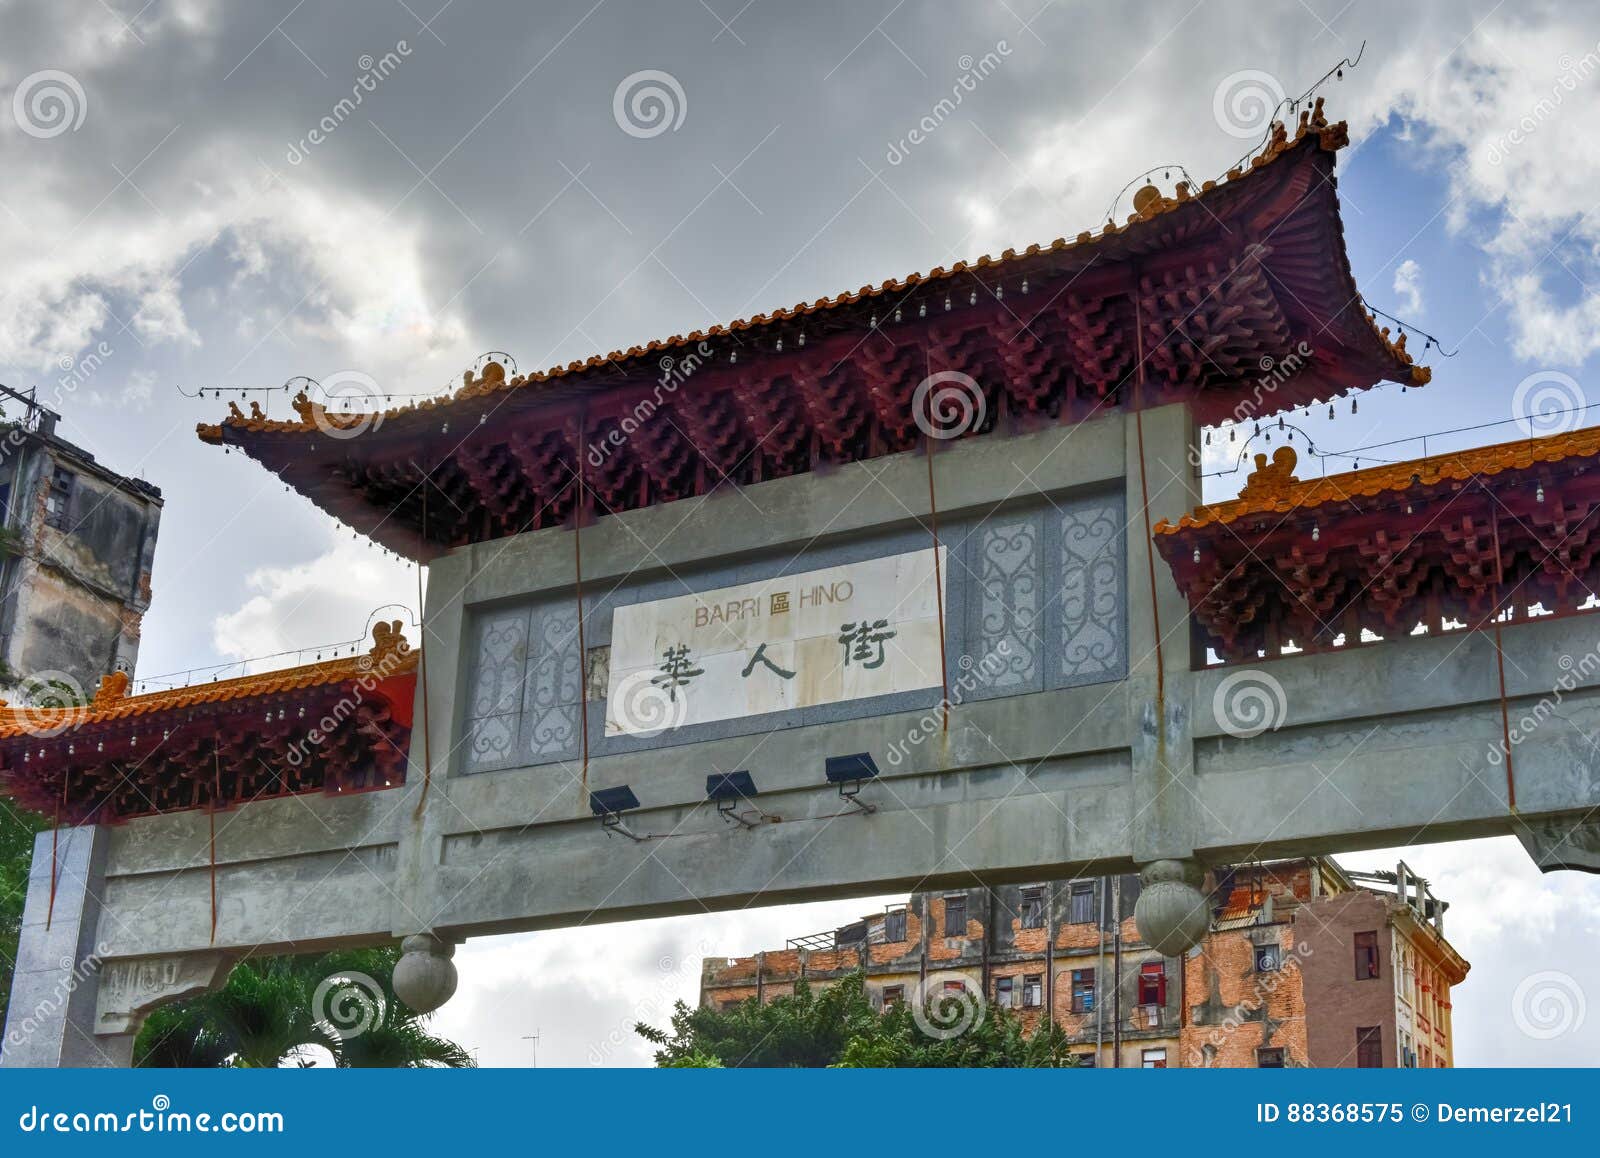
362;620;412;671
1238;446;1300;503
93;670;131;707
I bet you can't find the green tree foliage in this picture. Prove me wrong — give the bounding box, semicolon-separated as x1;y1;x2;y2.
135;946;473;1068
0;799;49;1031
637;971;1079;1068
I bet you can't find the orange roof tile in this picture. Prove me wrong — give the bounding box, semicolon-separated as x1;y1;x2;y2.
1154;426;1600;535
0;622;417;741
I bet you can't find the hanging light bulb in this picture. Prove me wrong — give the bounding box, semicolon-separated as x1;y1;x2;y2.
1192;547;1201;564
1229;428;1236;442
1537;483;1546;503
1311;524;1320;542
1205;430;1212;445
1328;404;1334;419
1021;278;1030;295
918;302;926;318
1352;399;1358;414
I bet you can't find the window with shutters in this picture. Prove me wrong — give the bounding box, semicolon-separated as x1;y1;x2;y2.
1020;887;1046;929
1355;930;1380;980
1022;974;1043;1009
995;976;1015;1008
944;895;967;937
1356;1025;1383;1067
1070;968;1095;1012
884;906;907;943
1138;961;1167;1006
1069;881;1095;924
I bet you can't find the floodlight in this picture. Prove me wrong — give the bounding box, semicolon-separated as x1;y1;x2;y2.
589;784;645;840
824;752;879;813
706;770;761;827
589;785;640;815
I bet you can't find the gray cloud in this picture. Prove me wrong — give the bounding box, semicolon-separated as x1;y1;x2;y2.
3;0;1598;1066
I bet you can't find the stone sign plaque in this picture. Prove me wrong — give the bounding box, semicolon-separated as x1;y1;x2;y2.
604;548;946;735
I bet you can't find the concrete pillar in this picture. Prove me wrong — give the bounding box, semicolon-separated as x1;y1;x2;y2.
1;826;131;1067
2;825;233;1068
1123;402;1210;953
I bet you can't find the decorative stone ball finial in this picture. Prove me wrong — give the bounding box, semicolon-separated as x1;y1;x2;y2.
1133;859;1211;956
393;934;457;1014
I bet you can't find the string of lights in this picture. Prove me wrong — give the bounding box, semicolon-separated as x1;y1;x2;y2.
176;352;520;408
1221;41;1366;181
128;604;419;695
1202;398;1600;480
1359;298;1459;357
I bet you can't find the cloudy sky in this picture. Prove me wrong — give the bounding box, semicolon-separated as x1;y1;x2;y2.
3;0;1598;1065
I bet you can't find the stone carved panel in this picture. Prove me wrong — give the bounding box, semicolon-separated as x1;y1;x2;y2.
1056;497;1127;686
461;603;583;773
522;606;582;759
95;952;233;1035
969;519;1041;691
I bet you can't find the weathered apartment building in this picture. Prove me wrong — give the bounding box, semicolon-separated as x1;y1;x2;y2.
0;387;161;698
701;857;1469;1067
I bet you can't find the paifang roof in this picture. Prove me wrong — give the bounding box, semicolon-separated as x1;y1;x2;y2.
198;101;1429;560
1152;428;1600;662
0;623;418;823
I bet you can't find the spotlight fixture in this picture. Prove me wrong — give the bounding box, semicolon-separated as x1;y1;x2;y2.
824;752;879;814
706;770;763;828
589;784;645;840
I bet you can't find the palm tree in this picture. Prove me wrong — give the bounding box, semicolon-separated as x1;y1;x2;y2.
135;946;473;1068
